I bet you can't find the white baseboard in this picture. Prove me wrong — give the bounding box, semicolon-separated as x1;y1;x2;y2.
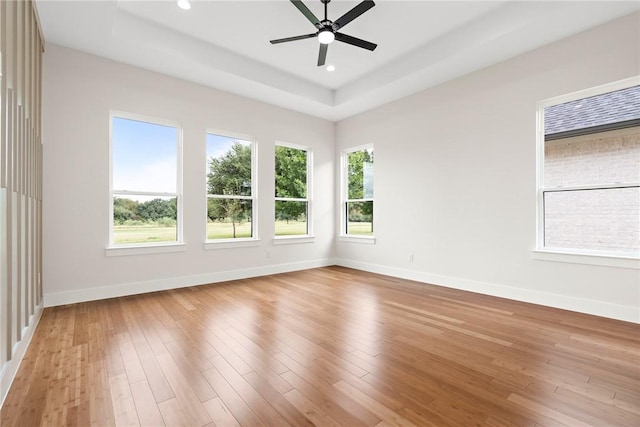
1;305;43;409
43;256;639;323
335;258;639;324
43;258;335;307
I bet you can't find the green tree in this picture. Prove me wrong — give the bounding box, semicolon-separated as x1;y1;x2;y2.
113;197;139;223
137;198;176;222
348;149;374;199
347;149;374;231
207;142;252;238
275;146;307;222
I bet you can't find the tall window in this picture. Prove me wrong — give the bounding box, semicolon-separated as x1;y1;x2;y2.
275;143;311;237
537;80;640;257
110;114;182;246
206;132;255;240
343;145;374;236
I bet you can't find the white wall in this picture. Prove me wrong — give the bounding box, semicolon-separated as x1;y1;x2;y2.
43;14;639;322
335;13;640;322
42;44;335;305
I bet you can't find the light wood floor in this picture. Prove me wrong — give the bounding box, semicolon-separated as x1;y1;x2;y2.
1;266;639;426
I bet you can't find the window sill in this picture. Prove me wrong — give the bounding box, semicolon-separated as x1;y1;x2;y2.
531;249;639;269
106;243;186;257
338;235;376;245
204;239;261;250
272;235;315;245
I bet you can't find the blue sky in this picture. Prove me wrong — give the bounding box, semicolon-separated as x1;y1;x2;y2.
112;117;250;193
112;117;177;193
206;133;250;162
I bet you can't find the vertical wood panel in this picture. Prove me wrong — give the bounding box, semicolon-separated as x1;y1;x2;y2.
0;189;6;367
7;0;17;359
7;0;14;192
16;106;22;338
10;191;17;346
0;0;5;188
0;0;44;396
6;88;13;360
0;0;6;369
16;0;27;197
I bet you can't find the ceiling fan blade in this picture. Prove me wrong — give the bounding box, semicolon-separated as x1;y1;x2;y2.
290;0;322;29
335;32;377;51
333;0;375;31
317;43;328;66
270;33;317;44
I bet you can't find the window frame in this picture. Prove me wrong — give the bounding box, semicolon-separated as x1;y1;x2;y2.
107;111;184;256
204;129;259;249
273;141;314;243
534;76;640;269
339;144;375;243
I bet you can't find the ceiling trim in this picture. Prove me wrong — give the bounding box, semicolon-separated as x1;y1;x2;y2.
36;0;640;122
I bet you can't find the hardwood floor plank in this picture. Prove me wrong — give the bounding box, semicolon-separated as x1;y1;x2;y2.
200;324;254;376
507;393;596;427
339;371;444;427
87;359;116;426
130;380;165;427
2;267;638;427
108;373;140;426
157;398;189;427
613;390;640;415
208;354;291;426
118;333;147;384
243;371;315;427
164;340;217;402
119;298;148;344
104;330;127;379
334;380;417;427
553;386;640;426
202;397;241;427
225;327;290;375
201;364;267;427
280;369;371;427
132;339;175;403
155;353;212;425
283;388;342;427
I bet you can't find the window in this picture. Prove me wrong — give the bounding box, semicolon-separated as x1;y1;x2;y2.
110;113;182;247
342;145;374;237
275;143;311;237
537;79;640;259
206;132;256;241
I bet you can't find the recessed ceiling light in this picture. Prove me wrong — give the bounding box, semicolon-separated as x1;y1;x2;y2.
177;0;191;10
326;65;336;72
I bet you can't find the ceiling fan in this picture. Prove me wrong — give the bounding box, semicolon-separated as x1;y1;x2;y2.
270;0;377;67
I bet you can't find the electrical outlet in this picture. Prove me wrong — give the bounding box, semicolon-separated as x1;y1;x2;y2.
266;251;271;259
408;253;414;262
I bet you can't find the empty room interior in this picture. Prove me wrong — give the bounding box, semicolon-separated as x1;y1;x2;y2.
1;0;639;425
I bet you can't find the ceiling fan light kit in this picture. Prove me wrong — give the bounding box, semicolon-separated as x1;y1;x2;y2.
176;0;191;10
270;0;377;67
318;29;335;44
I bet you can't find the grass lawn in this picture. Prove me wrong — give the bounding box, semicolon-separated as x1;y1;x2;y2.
113;224;177;244
348;222;373;235
275;221;307;236
206;221;252;239
114;220;371;244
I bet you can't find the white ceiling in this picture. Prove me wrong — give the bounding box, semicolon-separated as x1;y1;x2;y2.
36;0;639;121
